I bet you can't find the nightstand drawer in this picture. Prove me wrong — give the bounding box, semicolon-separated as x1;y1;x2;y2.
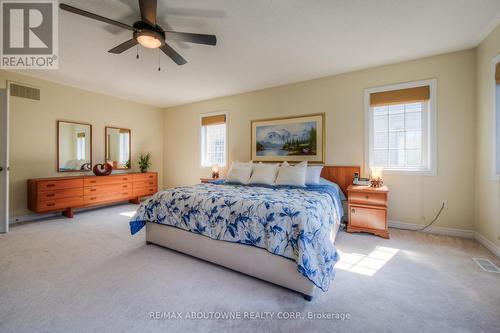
349;191;387;206
349;205;387;231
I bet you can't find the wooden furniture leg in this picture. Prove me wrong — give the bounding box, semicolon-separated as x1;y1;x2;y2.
129;197;140;204
62;208;74;218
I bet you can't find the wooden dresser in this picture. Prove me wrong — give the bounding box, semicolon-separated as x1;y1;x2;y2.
347;185;389;239
28;172;158;218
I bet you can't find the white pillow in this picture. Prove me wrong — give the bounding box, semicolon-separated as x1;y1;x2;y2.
226;161;253;184
275;161;308;187
248;163;279;185
305;166;324;185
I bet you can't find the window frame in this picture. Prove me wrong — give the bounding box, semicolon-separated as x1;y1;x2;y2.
200;111;228;168
491;54;500;181
364;79;437;176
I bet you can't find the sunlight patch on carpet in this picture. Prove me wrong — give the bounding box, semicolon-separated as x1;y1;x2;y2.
336;246;399;276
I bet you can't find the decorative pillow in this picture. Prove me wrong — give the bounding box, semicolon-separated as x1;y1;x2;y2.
248;163;279;185
275;161;308;186
305;166;324;185
226;161;253;184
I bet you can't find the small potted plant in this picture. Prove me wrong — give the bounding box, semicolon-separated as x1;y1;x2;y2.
138;153;151;173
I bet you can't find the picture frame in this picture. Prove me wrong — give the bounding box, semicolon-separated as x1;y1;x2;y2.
250;113;325;163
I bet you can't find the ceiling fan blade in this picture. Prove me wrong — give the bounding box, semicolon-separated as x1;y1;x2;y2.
160;44;187;65
164;31;217;46
60;3;135;31
108;39;138;54
139;0;157;25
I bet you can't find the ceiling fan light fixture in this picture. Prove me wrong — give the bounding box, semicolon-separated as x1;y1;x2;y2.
134;29;164;49
137;34;161;48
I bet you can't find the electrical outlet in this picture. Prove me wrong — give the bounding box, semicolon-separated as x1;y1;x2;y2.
441;200;447;208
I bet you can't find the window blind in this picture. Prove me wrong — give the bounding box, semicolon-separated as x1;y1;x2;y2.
201;114;226;126
370;86;430;106
496;62;500;84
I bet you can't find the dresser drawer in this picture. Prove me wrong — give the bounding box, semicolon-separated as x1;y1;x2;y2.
133;173;157;182
84;183;133;195
38;188;83;201
133;180;157;189
84;191;133;205
37;179;83;191
84;175;133;187
36;196;83;212
349;191;387;206
349;205;387;231
133;187;156;197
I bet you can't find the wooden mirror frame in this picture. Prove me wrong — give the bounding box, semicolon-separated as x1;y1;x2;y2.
105;126;131;170
57;120;93;172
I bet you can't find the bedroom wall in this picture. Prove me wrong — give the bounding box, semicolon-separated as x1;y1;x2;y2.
475;24;500;248
0;71;164;218
163;49;477;231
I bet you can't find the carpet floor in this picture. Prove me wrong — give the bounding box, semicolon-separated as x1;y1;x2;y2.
0;203;499;333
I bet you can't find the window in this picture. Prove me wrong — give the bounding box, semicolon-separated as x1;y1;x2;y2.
76;132;86;160
201;113;227;167
365;80;436;175
494;59;500;177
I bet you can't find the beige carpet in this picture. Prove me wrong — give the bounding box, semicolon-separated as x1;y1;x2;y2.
0;203;499;333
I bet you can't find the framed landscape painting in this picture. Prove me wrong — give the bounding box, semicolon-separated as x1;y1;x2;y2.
251;113;325;163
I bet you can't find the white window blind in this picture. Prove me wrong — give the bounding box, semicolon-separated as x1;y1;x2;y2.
201;114;227;167
372;102;427;169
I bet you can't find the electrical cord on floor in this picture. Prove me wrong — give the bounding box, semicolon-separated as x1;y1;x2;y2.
390;202;446;232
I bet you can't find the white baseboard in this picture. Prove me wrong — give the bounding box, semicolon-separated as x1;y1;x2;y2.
474;232;500;258
10;212;60;224
388;220;475;239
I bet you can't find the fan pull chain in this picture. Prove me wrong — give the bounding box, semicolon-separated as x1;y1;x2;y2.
136;46;139;59
158;49;161;71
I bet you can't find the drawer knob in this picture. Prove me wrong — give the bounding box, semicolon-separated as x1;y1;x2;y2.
351;208;355;213
46;193;54;197
46;203;55;207
46;184;55;188
90;197;96;200
365;195;369;199
90;180;96;184
90;189;96;192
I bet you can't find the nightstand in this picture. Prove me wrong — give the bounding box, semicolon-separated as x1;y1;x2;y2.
200;178;219;183
347;185;389;239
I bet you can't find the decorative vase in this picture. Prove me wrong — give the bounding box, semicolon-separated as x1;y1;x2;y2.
140;168;147;173
93;163;113;176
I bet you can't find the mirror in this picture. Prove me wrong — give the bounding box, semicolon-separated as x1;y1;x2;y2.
57;121;92;172
105;127;131;169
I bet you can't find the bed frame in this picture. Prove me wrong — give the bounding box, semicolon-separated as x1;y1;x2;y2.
145;165;360;301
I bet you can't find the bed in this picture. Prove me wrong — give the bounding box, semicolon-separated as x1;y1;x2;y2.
129;166;359;300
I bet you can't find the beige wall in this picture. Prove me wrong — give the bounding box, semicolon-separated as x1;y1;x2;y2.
475;24;500;247
163;49;477;230
1;71;164;217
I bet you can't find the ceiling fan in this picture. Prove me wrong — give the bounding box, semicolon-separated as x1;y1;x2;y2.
59;0;217;67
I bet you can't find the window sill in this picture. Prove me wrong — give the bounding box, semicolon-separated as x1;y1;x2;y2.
380;168;437;176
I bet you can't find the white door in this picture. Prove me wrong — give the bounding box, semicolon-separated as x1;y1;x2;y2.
0;89;9;233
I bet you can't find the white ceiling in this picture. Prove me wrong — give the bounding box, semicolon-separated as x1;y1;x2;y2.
17;0;500;108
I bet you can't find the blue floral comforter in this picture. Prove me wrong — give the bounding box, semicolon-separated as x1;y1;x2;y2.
130;182;344;292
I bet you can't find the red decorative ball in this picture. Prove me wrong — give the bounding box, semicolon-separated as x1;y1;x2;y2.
93;163;113;176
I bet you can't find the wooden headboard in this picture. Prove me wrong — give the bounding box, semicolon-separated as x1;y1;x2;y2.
320;165;360;195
